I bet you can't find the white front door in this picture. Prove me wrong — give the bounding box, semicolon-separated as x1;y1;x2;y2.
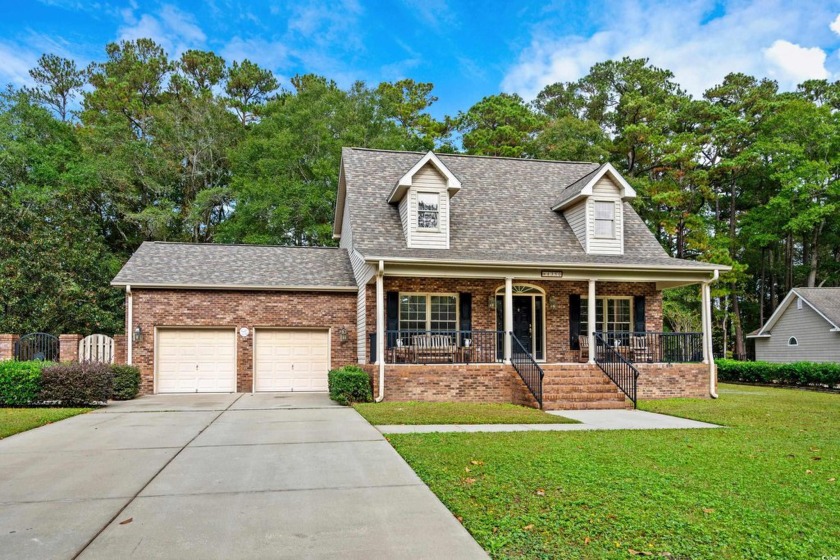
254;330;330;392
156;329;236;393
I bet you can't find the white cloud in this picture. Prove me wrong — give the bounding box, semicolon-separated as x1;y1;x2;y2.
764;40;828;83
502;0;838;99
831;14;840;35
117;4;206;56
221;37;290;69
0;42;38;87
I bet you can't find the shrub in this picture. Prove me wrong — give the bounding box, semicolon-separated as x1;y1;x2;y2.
716;359;840;387
0;361;45;406
39;362;112;406
328;365;372;405
110;364;141;400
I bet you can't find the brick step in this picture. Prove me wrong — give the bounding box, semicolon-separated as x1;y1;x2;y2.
544;400;631;410
542;385;623;395
543;377;616;385
543;393;625;402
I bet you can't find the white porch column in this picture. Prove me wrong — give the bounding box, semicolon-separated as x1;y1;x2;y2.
503;277;513;363
587;279;596;364
375;261;385;401
701;281;711;364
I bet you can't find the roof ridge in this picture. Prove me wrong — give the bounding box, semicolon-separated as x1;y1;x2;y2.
150;241;342;250
345;146;599;165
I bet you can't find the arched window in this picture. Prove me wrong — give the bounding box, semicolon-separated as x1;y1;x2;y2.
788;337;798;347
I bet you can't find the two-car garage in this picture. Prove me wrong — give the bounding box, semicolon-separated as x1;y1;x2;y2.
155;328;331;394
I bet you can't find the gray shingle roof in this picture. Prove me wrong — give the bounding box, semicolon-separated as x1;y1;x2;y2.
341;148;720;270
794;287;840;328
112;242;356;289
552;163;606;208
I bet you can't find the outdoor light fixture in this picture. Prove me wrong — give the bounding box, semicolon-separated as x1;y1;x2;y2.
338;327;348;343
488;295;495;309
132;326;143;343
549;295;558;310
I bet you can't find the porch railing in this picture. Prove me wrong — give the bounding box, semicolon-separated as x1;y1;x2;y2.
594;332;639;408
597;331;704;364
369;330;504;364
510;332;544;408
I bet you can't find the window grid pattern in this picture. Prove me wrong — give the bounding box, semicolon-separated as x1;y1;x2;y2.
399;294;457;332
581;297;632;334
417;192;439;229
594;201;615;238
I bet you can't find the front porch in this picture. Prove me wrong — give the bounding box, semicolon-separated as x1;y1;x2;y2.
364;276;716;410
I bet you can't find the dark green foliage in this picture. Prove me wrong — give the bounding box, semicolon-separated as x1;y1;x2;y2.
110;364;141;400
0;361;44;406
717;359;840;387
39;362;112;406
328;365;372;405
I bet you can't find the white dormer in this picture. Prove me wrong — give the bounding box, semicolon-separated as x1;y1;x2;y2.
553;163;636;256
388;151;460;249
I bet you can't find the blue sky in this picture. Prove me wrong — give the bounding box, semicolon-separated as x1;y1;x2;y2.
2;0;840;118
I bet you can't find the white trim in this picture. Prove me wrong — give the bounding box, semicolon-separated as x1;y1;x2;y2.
415;191;441;231
787;336;799;347
111;282;357;292
756;288;840;336
397;292;459;333
592;199;616;239
494;284;547;361
126;285;133;366
388;151;462;203
552;163;637;210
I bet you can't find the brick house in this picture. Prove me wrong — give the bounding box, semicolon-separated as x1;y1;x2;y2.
113;148;729;408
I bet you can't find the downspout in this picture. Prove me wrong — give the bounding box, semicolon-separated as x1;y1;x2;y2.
706;270;719;399
126;285;133;366
375;260;386;402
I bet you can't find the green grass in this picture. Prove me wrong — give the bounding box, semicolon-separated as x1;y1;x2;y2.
0;408;92;439
386;384;839;559
353;401;578;425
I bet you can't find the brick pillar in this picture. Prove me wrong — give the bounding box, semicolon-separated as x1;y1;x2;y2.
0;334;19;361
59;334;83;363
113;334;127;364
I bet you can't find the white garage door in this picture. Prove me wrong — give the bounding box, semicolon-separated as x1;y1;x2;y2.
255;330;330;392
156;329;236;393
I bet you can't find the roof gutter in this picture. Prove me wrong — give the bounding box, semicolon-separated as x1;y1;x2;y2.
706;269;719;399
110;282;357;292
126;285;133;366
375;260;386;403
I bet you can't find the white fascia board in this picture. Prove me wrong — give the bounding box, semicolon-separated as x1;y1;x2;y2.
110;282;357;292
333;162;347;237
387;151;462;204
745;333;771;339
552;163;637;211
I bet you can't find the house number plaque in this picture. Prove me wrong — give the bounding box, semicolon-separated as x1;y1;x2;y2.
541;270;564;278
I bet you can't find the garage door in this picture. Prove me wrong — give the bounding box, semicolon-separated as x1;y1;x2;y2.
156;329;236;393
255;330;330;392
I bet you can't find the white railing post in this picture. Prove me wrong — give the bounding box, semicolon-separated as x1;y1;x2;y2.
504;277;513;363
588;279;597;364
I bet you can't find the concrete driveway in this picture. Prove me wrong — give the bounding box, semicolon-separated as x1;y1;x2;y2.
0;393;487;559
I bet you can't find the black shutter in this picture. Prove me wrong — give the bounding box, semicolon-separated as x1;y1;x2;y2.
633;295;646;333
386;291;399;347
458;293;472;332
569;294;581;349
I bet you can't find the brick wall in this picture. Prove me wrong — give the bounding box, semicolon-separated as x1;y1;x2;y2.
365;278;662;363
363;363;539;408
131;289;357;394
0;335;18;361
635;363;711;399
59;334;83;363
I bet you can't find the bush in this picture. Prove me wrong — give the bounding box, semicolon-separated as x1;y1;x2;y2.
110;364;141;400
328;365;372;405
39;362;112;406
716;359;840;387
0;361;45;406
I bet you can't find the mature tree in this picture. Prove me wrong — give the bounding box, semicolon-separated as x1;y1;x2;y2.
458;93;543;157
224;59;278;126
27;54;86;121
376;79;448;149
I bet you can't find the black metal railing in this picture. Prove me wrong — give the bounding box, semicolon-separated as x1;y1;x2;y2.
369;330;504;364
14;332;59;361
510;332;544;408
596;331;704;363
594;332;639;408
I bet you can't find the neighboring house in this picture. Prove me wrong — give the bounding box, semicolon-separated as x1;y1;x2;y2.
747;287;840;363
112;148;730;409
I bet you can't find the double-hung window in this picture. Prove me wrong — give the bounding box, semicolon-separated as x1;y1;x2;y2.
580;297;632;334
593;201;615;238
399;294;457;333
417;192;440;230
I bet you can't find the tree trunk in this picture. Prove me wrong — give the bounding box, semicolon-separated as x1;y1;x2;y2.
731;286;745;359
806;222;823;288
785;233;793;293
760;247;766;326
770;245;779;312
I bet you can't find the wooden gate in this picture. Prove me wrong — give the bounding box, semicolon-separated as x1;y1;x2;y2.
79;334;115;363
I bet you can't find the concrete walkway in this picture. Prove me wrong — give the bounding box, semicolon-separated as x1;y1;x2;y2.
377;409;720;434
0;393;487;560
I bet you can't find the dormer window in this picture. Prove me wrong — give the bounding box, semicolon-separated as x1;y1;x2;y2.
594;201;615;238
417;192;439;230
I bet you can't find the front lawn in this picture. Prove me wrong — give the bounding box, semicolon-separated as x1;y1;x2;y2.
387;384;839;559
0;408;91;439
354;401;577;425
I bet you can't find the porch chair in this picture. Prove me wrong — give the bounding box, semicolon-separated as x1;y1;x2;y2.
412;334;457;363
630;335;653;363
577;335;589;363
